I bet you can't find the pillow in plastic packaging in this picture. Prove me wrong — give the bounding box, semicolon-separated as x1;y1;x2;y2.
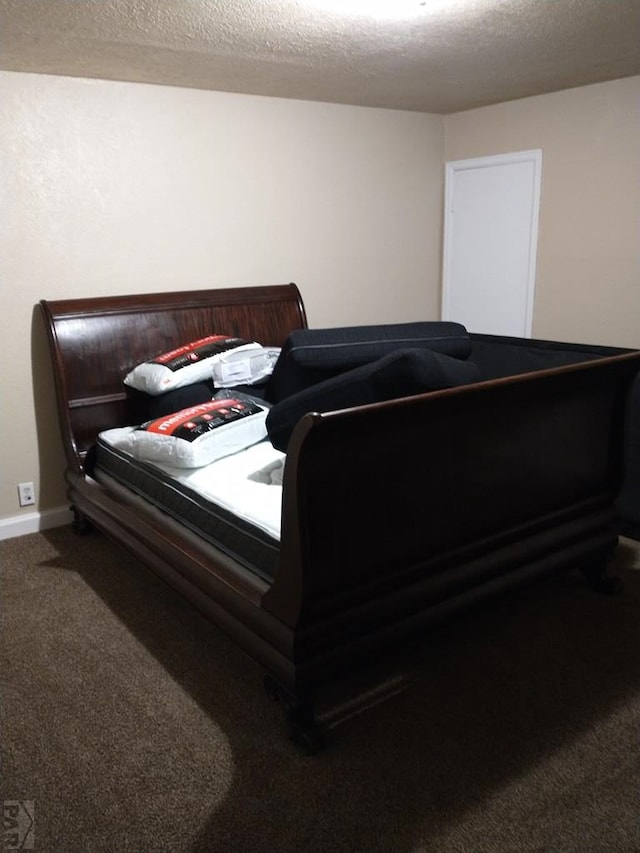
124;336;263;396
211;346;281;389
117;397;268;467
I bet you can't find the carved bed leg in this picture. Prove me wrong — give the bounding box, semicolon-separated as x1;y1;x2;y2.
264;675;325;755
71;506;93;535
581;561;623;595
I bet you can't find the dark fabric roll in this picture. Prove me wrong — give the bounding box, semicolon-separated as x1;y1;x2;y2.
125;381;270;426
266;347;480;452
124;381;216;424
266;322;471;403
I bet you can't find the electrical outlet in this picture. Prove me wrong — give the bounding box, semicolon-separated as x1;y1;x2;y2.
18;482;35;507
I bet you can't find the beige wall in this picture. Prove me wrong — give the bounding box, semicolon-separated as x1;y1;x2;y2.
444;75;640;349
1;71;444;522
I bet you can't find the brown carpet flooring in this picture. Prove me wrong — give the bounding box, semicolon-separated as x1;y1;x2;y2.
2;525;640;852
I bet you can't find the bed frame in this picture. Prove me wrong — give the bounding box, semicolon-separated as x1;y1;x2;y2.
40;283;640;751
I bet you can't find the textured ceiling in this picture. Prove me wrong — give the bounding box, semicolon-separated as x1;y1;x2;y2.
1;0;639;113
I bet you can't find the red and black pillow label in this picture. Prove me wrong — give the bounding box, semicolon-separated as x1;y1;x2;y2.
152;336;247;372
139;399;261;442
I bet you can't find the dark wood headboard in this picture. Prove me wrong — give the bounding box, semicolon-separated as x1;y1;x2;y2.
40;283;307;474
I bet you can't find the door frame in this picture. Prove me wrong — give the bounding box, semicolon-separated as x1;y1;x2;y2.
441;149;543;337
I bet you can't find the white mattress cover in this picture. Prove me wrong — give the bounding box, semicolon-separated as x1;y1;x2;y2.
99;428;285;540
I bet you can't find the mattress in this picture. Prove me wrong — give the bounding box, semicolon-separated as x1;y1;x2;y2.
93;428;285;580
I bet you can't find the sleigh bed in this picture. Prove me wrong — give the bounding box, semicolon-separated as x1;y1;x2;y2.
40;283;640;751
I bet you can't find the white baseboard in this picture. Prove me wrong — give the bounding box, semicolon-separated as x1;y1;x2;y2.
0;506;73;541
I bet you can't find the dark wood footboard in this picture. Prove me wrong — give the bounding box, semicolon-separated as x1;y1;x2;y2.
265;347;640;701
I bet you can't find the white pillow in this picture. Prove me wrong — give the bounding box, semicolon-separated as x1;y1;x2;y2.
121;398;268;468
212;346;281;388
124;336;262;396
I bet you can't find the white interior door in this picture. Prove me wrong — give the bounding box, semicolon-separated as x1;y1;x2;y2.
442;150;542;337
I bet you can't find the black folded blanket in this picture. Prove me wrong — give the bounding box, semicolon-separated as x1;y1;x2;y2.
266;346;480;452
266;321;472;403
